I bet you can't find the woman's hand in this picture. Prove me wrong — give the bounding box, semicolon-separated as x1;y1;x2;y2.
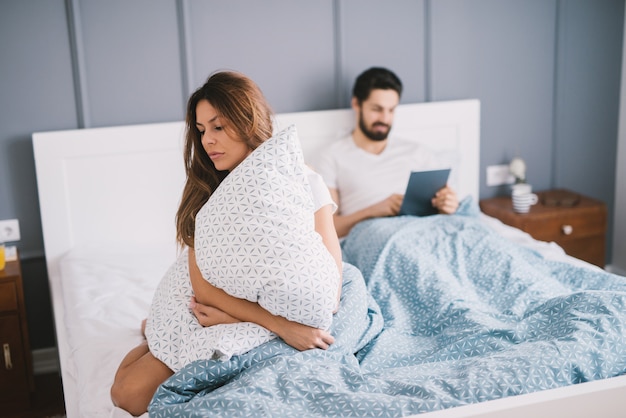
190;296;334;350
273;316;335;351
188;248;335;351
189;296;240;327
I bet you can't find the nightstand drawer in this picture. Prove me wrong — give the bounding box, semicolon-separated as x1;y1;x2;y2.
559;235;605;267
0;315;30;405
522;209;606;243
0;254;34;411
479;189;607;267
0;282;18;311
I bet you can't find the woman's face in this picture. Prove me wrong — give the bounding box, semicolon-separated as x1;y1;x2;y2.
195;99;252;172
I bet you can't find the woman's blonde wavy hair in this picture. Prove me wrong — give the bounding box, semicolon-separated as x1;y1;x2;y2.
175;71;274;248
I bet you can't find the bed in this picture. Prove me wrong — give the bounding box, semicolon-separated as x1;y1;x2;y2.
32;99;626;418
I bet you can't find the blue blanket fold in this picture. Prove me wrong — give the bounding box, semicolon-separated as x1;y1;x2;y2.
149;198;626;417
149;262;384;417
343;204;626;408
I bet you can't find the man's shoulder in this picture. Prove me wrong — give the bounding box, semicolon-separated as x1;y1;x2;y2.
327;134;354;151
310;135;352;174
317;135;355;159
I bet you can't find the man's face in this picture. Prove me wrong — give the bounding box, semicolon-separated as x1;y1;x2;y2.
355;89;400;141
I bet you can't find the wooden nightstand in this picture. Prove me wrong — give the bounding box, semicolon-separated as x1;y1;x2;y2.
0;252;35;411
479;189;607;267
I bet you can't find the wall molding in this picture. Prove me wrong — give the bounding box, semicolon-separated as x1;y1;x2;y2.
33;347;60;375
332;0;343;109
423;0;432;102
606;264;626;277
612;9;626;271
176;0;193;101
551;0;564;189
65;0;90;128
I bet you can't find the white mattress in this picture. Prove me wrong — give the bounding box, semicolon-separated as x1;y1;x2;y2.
55;215;600;418
58;244;178;418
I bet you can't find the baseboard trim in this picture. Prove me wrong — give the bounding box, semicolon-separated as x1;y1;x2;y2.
32;347;60;375
606;264;626;276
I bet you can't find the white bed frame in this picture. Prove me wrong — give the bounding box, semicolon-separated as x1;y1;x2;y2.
32;99;626;418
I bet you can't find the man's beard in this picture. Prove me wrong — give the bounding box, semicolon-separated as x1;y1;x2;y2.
359;113;391;141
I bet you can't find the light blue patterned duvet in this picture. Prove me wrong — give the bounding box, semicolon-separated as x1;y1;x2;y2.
149;199;626;417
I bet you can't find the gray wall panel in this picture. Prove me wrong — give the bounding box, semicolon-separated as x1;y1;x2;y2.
555;1;622;195
614;11;626;273
554;0;624;265
79;0;185;126
0;0;77;349
339;0;426;107
430;0;558;198
187;0;337;113
0;0;76;257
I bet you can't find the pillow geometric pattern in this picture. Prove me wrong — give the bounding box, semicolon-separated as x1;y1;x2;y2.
146;125;340;370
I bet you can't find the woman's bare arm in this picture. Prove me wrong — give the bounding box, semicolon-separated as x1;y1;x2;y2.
189;296;240;326
188;248;334;350
314;204;343;311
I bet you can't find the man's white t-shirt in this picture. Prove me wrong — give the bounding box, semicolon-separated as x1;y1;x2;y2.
313;135;445;216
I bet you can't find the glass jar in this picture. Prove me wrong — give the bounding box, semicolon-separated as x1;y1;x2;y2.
0;241;5;270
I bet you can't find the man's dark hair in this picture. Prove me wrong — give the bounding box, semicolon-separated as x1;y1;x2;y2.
352;67;403;104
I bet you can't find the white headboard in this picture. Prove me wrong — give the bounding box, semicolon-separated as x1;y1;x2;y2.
33;99;480;278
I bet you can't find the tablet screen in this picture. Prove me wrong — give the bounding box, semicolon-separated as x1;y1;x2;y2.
398;168;451;216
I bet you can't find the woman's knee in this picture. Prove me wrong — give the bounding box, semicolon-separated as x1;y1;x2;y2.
110;374;151;416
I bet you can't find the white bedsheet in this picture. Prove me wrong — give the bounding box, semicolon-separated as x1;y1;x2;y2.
59;244;177;418
55;215;600;418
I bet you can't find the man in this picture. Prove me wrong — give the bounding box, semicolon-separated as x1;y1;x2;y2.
314;67;459;238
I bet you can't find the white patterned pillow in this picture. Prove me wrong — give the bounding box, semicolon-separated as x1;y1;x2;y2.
194;124;340;332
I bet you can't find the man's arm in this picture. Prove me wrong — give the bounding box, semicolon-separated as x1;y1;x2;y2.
332;184;458;238
329;188;403;238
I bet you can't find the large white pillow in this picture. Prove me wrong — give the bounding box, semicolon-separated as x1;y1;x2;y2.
194;124;340;329
147;125;340;368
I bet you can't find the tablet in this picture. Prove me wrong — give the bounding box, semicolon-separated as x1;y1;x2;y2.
399;168;451;216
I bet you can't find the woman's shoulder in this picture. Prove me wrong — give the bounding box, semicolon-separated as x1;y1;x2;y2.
304;164;324;181
304;165;337;213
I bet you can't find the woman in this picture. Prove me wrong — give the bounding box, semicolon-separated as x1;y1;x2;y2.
110;71;343;416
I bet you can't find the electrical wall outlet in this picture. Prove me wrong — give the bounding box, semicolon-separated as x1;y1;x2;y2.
486;165;515;187
0;219;20;242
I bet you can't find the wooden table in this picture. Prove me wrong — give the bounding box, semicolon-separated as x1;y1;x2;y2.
0;252;35;412
480;189;607;267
